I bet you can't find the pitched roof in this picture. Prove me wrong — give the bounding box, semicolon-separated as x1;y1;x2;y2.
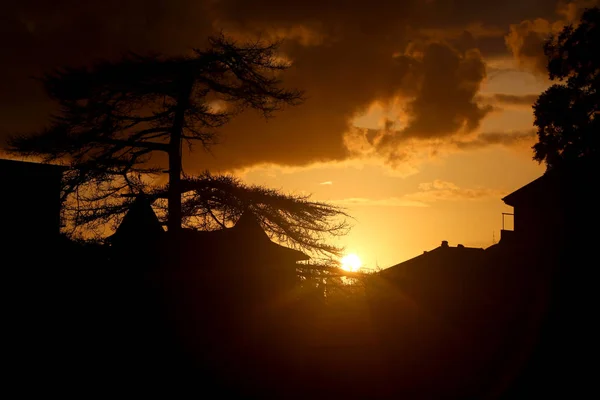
502;157;597;207
178;210;310;263
109;200;309;263
231;210;270;240
1;159;68;184
0;158;68;173
234;211;309;261
501;175;547;207
108;195;164;244
380;241;485;280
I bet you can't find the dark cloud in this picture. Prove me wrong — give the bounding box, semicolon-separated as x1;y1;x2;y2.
1;1;214;133
504;0;599;76
411;0;558;28
490;93;539;106
400;44;491;138
453;130;537;149
342;127;536;173
0;0;570;172
505;18;554;75
364;42;492;166
477;93;539;108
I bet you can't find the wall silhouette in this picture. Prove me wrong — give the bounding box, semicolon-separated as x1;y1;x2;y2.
1;158;66;242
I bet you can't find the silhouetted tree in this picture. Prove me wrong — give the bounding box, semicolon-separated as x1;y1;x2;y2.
152;172;349;257
533;7;599;169
7;35;349;256
8;34;302;233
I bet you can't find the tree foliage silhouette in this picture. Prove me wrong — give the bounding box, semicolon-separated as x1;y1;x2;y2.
7;35;349;256
155;172;349;257
533;7;600;169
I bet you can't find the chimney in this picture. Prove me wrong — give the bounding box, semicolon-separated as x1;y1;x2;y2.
441;240;449;248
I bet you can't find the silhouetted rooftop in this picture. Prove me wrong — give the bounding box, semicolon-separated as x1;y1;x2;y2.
179;211;309;263
380;240;485;280
502;157;598;207
109;200;309;264
108;195;165;245
0;158;68;172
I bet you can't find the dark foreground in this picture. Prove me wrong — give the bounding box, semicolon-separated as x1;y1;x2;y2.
6;235;597;399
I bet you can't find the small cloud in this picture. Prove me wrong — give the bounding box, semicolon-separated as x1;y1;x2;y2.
492;93;538;106
330;181;506;209
477;93;539;109
417;180;459;191
405;180;508;203
320;181;333;185
330;197;429;208
453;130;536;150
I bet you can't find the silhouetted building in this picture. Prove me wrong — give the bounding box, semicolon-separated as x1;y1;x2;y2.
178;211;309;268
368;160;599;399
485;159;599;398
176;211;310;303
109;199;309;295
0;158;67;242
499;158;597;249
107;194;165;249
377;240;487;325
380;240;485;282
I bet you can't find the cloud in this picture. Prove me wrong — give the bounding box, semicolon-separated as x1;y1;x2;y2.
319;181;333;185
395;43;492;139
0;0;216;135
331;180;507;208
338;41;495;167
417;180;460;191
405;180;508;202
477;93;539;108
416;23;506;41
330;197;429;208
452;130;537;150
556;0;600;22
504;0;598;75
343;125;537;172
0;0;569;174
194;27;499;172
505;18;555;75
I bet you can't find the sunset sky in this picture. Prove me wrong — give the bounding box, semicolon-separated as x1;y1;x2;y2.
2;0;596;269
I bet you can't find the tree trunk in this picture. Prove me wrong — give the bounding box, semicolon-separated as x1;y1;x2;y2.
167;75;194;234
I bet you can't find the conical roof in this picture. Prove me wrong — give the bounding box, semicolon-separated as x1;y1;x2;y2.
232;210;269;240
109;195;164;245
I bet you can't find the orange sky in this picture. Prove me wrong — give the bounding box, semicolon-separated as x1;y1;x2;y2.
1;0;596;268
236;68;548;268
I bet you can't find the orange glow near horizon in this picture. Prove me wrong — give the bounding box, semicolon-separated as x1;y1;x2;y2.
340;253;362;272
238;64;548;269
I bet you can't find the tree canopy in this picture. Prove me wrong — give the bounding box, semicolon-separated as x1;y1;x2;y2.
156;172;350;257
533;7;600;169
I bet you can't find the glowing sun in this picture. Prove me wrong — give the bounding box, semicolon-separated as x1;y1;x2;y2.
340;253;362;272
